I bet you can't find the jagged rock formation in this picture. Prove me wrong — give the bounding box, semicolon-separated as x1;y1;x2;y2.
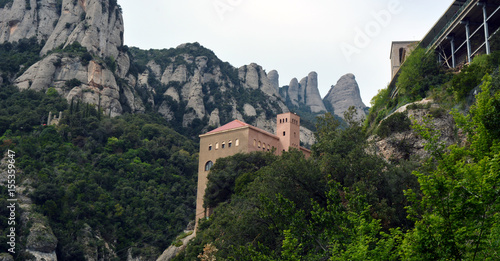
0;0;59;43
131;44;287;130
280;72;327;113
372;99;459;162
267;70;279;94
323;73;368;121
0;0;124;59
1;0;138;116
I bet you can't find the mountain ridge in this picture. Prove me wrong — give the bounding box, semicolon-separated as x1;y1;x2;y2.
1;0;369;135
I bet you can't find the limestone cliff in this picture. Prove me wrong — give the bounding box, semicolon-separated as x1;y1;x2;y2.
0;0;125;59
280;72;327;113
323;73;368;121
371;99;459;162
130;43;289;132
1;0;140;116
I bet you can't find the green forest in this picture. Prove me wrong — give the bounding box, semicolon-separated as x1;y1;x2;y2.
0;85;199;260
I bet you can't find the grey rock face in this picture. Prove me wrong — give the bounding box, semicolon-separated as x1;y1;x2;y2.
267;70;279;93
287;78;300;107
26;222;58;253
282;72;326;113
0;0;59;43
304;72;326;113
323;73;367;121
209;108;221;127
14;53;144;116
239;63;278;97
41;0;125;59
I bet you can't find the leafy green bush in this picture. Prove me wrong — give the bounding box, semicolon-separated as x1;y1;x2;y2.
65;78;82;89
396;48;449;100
376;112;411;138
0;38;43;79
449;52;500;101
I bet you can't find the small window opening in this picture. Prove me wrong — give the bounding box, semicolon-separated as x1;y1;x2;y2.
205;161;214;171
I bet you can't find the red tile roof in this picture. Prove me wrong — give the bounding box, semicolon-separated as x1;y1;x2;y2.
206;120;250;134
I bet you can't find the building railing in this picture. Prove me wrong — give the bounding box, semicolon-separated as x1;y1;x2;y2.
426;0;475;49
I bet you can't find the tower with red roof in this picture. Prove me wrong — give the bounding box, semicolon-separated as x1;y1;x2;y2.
194;112;310;230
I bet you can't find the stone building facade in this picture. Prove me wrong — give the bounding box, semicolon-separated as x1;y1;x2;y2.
195;112;311;230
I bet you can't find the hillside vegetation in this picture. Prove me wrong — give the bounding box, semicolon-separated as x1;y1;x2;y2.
0;85;198;260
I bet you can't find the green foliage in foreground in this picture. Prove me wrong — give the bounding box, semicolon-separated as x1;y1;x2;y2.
0;86;198;260
402;74;500;260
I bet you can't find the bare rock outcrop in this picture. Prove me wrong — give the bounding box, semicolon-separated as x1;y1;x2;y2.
302;72;327;113
0;0;59;43
14;53;144;116
41;0;124;59
239;63;278;97
372;99;459;162
281;72;327;113
323;73;367;121
267;70;279;94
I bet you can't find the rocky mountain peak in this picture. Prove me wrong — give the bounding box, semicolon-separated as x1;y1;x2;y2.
323;73;368;121
279;71;327;114
1;0;125;59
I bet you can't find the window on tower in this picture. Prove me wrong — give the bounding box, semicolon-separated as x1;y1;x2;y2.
205;161;214;171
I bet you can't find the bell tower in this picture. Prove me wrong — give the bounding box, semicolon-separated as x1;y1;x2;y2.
276;112;300;152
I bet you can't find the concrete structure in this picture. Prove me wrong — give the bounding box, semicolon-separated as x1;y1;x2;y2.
420;0;500;68
390;41;418;79
390;0;500;96
195;112;311;230
47;111;62;125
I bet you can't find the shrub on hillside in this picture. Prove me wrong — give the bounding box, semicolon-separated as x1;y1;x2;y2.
376;112;411;138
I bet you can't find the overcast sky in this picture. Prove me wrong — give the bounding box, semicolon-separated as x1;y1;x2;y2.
119;0;453;106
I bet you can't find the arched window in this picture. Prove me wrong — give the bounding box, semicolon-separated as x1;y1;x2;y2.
235;139;239;146
215;142;219;149
399;47;406;64
253;139;256;147
283;131;286;136
258;141;261;148
208;144;212;151
222;142;225;149
205;161;214;171
228;140;232;148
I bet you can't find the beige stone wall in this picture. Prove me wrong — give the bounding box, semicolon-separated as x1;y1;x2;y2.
276;112;301;152
390;41;418;79
247;127;280;153
195;127;250;229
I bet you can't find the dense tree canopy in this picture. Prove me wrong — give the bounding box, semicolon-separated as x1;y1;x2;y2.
0;86;198;260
